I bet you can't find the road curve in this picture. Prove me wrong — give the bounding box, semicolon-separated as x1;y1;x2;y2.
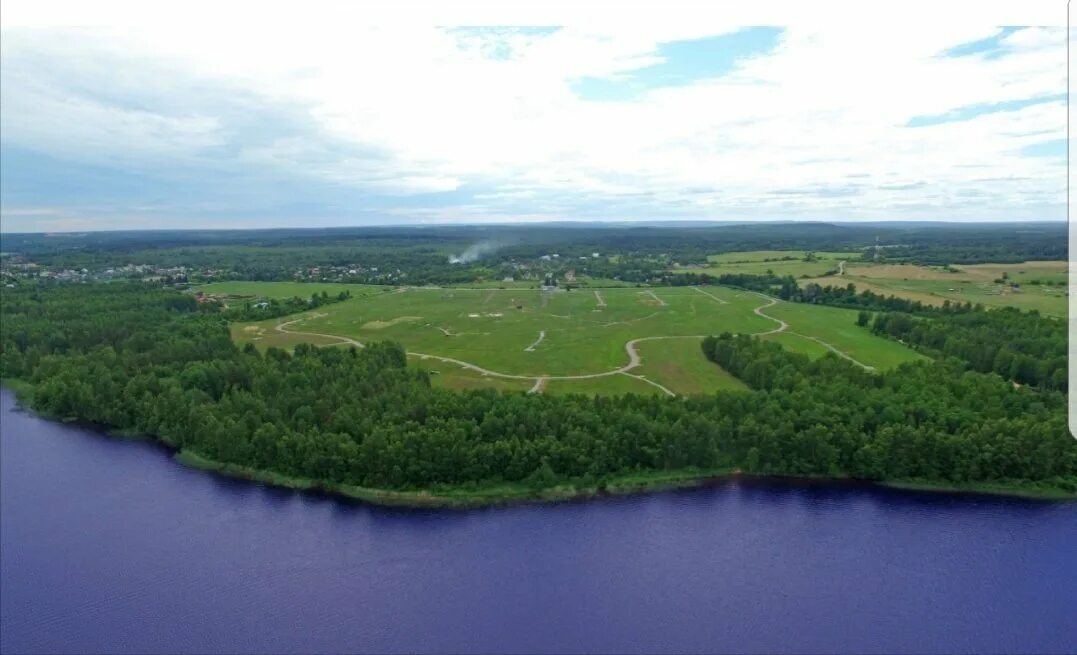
749;293;789;335
276;317;365;348
745;292;874;370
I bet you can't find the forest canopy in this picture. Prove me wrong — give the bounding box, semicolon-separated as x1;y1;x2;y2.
1;282;1073;501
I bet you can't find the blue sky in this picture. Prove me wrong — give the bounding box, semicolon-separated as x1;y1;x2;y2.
0;9;1067;232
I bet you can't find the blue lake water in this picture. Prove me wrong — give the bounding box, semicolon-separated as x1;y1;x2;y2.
1;388;1075;654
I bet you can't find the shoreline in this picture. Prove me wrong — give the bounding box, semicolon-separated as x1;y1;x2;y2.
173;450;1077;506
3;383;1074;506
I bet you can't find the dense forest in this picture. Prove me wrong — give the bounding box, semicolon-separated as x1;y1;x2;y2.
870;308;1066;391
1;283;1073;500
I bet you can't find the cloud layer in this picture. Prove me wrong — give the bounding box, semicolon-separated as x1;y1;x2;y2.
0;11;1067;231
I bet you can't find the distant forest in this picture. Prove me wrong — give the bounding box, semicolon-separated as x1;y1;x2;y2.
2;222;1066;285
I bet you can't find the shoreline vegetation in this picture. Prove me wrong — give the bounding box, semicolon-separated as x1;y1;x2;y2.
2;283;1072;509
5;382;1073;505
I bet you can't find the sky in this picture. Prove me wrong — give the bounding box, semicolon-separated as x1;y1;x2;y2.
0;1;1070;232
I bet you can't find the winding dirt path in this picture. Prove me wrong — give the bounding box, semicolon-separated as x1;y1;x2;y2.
272;289;873;390
749;293;788;335
747;292;874;370
276;317;365;348
620;372;676;396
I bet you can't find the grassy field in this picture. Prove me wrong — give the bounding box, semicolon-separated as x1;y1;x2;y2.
763;301;929;370
278;286;774;377
222;281;924;395
633;337;748;394
825;260;1067;317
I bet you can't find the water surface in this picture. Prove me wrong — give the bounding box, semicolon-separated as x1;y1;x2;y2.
2;388;1075;654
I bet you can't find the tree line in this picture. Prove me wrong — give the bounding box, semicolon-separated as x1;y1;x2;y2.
217;290;352;322
869;308;1066;391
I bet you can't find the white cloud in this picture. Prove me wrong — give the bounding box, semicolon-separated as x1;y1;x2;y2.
0;2;1068;226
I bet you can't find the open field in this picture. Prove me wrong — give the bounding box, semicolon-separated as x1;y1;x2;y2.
285;286;774;377
224;282;924;395
763;302;929;370
632;337;749;394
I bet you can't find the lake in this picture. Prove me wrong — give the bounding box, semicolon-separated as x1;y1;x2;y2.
1;388;1075;654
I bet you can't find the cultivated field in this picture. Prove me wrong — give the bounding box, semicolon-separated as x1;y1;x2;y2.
214;282;925;396
830;260;1066;317
673;253;1066;317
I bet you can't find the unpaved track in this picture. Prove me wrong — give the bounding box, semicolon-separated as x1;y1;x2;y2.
594;290;606;307
790;333;875;370
748;292;874;370
276;317;365;348
749;293;788;335
524;331;546;352
642;290;667;306
620;372;676;396
273;288;873;391
838;260;846;275
692;286;728;304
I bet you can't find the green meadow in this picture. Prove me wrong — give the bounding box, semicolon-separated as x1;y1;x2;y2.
219;281;925;395
763;301;929;370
